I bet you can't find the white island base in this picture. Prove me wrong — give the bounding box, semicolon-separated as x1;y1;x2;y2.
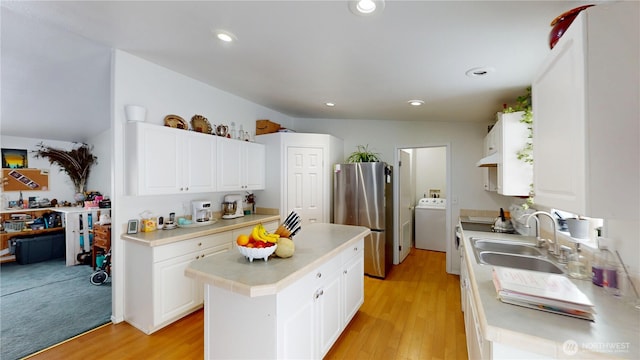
186;223;370;359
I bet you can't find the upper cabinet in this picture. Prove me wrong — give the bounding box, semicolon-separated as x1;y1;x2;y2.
477;112;532;196
216;136;265;191
532;2;639;220
126;122;217;195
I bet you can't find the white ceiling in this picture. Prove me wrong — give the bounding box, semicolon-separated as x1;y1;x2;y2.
1;0;598;142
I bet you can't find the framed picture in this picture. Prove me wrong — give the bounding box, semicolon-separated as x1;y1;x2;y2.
127;219;139;234
2;148;28;169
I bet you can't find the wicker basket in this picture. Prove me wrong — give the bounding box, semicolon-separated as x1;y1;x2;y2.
256;119;281;135
4;220;25;233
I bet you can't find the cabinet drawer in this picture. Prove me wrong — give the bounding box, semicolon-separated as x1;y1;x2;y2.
93;225;111;237
154;233;231;262
341;238;364;264
94;236;110;248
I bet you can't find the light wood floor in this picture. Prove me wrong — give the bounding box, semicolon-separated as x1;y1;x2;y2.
27;249;467;360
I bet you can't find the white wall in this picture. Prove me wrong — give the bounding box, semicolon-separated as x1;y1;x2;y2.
293;117;513;218
415;147;446;201
0;135;110;204
110;50;295;322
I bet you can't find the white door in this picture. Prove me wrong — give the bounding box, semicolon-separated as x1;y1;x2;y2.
398;150;412;263
287;147;324;225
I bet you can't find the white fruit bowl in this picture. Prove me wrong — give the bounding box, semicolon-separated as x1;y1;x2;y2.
237;244;277;262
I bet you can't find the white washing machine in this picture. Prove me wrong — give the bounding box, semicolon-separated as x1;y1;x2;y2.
414;198;447;252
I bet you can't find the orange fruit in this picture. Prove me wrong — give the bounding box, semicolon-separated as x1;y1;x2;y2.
236;234;250;246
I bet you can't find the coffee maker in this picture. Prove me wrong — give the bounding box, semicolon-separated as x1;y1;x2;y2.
192;200;212;223
222;194;244;219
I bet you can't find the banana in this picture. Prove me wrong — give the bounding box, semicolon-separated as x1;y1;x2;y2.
251;224;266;242
253;223;280;243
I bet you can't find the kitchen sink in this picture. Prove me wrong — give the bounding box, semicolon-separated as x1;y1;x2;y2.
478;252;565;274
469;237;565;274
471;239;544;257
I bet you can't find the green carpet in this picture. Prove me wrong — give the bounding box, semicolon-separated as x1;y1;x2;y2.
1;258;112;360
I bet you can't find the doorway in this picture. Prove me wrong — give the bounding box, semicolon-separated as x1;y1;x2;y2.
394;145;451;266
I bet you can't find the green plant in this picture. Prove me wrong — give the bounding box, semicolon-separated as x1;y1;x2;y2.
34;142;97;194
346;144;380;163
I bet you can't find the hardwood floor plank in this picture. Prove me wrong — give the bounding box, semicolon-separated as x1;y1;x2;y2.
28;249;467;360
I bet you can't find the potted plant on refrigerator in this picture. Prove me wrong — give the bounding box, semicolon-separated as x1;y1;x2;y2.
346;144;381;163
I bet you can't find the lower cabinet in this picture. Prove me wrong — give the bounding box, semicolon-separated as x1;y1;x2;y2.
278;238;364;359
124;232;231;334
342;241;365;324
460;240;490;359
204;237;365;359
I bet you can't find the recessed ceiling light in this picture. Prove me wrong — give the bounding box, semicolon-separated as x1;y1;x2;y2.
349;0;385;16
325;102;336;107
408;100;425;106
465;66;495;77
214;30;237;43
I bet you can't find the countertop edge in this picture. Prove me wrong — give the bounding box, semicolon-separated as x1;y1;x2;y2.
121;214;281;247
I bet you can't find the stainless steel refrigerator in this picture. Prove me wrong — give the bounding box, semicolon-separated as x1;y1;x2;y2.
334;162;393;278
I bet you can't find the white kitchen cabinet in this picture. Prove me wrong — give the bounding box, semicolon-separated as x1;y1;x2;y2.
124;232;231;334
216;136;265;191
342;239;364;325
482;126;498;192
532;2;639;220
496;112;532;196
256;133;343;225
278;255;342;359
478;112;532;196
125;122;216;195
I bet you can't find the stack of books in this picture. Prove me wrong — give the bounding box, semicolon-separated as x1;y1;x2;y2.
492;267;595;321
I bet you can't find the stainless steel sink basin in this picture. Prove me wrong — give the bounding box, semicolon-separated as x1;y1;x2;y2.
478;252;565;274
472;239;544;257
469;237;565;274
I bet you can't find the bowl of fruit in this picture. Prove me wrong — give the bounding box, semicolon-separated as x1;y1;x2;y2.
236;243;277;262
236;224;279;262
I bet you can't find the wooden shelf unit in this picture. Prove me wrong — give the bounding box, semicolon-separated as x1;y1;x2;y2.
0;208;64;263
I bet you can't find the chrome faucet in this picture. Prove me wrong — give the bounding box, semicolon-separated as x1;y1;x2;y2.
525;211;560;257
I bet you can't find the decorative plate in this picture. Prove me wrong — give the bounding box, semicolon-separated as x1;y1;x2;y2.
190;114;213;134
164;115;188;130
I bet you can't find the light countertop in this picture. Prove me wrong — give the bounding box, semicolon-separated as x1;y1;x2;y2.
121;214;281;247
185;223;370;298
461;227;640;359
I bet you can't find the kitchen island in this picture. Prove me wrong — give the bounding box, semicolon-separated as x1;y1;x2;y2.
460;224;640;359
185;223;370;359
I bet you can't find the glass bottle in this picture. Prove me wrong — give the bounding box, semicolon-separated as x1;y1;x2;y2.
601;243;622;297
568;242;590;280
592;238;605;286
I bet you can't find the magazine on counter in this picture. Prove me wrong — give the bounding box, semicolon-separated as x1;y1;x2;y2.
492;266;595;321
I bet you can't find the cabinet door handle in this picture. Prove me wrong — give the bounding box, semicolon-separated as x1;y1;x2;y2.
198;242;202;246
316;272;322;279
344;270;348;274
